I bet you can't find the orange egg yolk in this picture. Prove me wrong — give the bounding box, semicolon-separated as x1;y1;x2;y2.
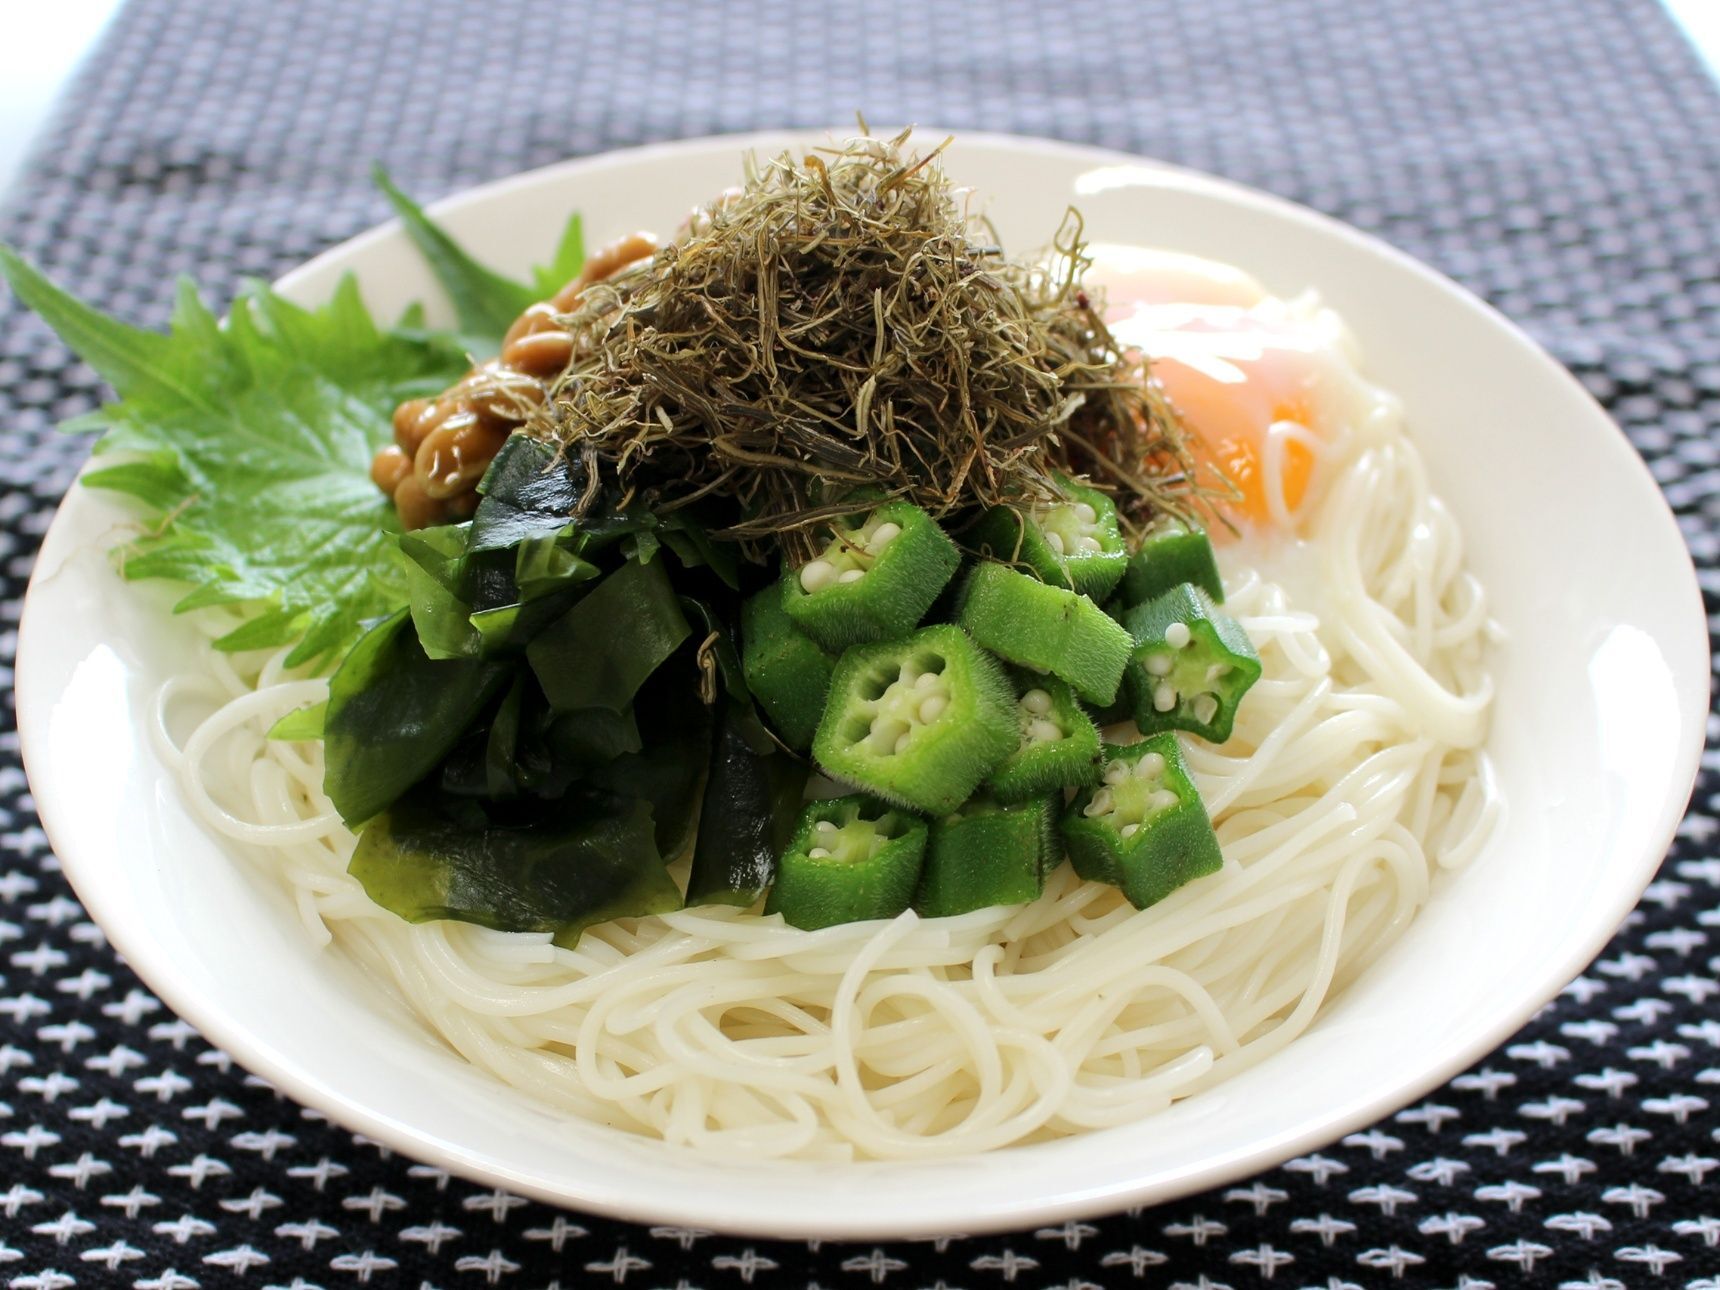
1110;303;1336;534
1168;383;1318;529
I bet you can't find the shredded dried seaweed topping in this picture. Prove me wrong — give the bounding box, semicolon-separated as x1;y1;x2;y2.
538;127;1213;561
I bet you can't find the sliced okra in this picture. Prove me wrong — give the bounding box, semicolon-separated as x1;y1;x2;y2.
970;476;1127;601
985;674;1102;801
915;795;1056;918
812;623;1017;815
1061;734;1223;909
782;501;960;650
956;562;1134;707
740;584;837;751
1123;582;1261;744
1119;516;1225;607
764;795;928;930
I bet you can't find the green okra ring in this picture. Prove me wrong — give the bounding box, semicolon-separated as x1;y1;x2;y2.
766;796;928;930
916;795;1056;918
741;584;838;751
812;623;1017;816
782;501;960;650
1118;517;1226;607
1061;733;1224;909
986;673;1102;801
1123;582;1262;744
956;561;1134;706
969;475;1128;602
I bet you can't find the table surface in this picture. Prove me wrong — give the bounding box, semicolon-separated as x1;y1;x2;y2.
3;1;1720;204
1;1;1717;1286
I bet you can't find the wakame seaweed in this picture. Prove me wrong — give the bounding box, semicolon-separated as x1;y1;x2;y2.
348;789;681;944
526;557;692;713
324;611;512;827
687;705;808;908
325;419;806;942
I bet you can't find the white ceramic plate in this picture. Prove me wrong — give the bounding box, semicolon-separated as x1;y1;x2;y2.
16;130;1709;1239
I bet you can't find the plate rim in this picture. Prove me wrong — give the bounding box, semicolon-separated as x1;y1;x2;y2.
15;126;1712;1238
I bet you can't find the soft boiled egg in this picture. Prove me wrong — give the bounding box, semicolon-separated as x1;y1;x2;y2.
1085;243;1379;533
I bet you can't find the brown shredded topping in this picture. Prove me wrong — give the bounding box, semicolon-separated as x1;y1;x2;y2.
534;127;1210;560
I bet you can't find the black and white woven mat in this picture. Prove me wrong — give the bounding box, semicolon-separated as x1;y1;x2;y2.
2;1;1717;1285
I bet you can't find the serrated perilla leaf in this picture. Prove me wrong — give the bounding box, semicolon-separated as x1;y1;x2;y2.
0;245;472;668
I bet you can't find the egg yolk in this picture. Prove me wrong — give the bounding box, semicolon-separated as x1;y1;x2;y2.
1109;301;1338;533
1084;246;1355;535
1152;353;1319;528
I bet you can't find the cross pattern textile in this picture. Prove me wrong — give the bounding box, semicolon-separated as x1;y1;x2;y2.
0;0;1717;1284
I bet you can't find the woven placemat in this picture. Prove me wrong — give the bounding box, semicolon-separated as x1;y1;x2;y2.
2;1;1716;1284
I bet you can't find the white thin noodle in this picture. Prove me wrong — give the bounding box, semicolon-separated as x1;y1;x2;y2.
160;337;1497;1163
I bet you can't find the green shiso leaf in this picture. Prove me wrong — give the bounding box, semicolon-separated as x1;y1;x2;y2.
532;211;586;299
372;165;584;353
0;246;472;668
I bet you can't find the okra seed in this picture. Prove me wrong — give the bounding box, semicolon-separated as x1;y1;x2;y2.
1073;502;1098;525
1206;663;1232;682
838;568;865;585
1135;752;1166;779
1149;788;1179;812
868;717;911;755
1027;719;1061;744
800;560;838;593
1120;823;1140;838
1165;622;1192;649
815;820;839;836
1084;787;1114;817
1020;688;1053;715
1191;693;1220;725
1077;536;1103;554
809;847;831;858
868;521;902;551
1045;530;1066;555
1103;762;1129;786
854;663;954;758
1153;683;1178;713
1145;653;1173;677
